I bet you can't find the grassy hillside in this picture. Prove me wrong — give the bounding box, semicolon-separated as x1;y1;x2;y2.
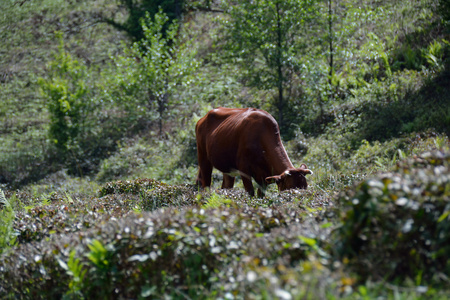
1;0;450;298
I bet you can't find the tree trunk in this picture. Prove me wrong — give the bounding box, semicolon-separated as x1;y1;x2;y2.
275;1;284;129
158;94;168;137
328;0;334;91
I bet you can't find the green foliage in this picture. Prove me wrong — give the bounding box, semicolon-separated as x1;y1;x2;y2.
423;39;447;72
221;0;319;132
0;189;16;254
112;9;199;135
201;191;232;209
102;0;185;41
0;0;129;186
95;138;153;183
57;249;86;299
98;178;198;211
439;0;450;27
38;31;89;153
333;151;450;284
87;239;111;269
95;134;198;185
98;178;168;196
0;201;332;299
0;127;52;188
300;0;443;135
35;31;125;177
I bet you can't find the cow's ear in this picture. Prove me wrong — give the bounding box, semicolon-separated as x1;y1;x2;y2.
265;175;281;184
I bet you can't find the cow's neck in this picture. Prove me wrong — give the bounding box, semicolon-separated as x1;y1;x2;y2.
268;143;295;175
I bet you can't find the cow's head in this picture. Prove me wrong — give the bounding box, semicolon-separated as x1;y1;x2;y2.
265;164;313;191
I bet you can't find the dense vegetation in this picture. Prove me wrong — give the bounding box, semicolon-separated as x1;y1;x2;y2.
1;0;449;298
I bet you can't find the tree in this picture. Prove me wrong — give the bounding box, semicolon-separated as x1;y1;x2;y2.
113;10;199;135
438;0;450;27
38;32;90;154
316;0;353;116
102;0;184;41
100;0;221;41
221;0;319;132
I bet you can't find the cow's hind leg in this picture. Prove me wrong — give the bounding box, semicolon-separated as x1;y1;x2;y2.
222;174;235;189
197;160;213;189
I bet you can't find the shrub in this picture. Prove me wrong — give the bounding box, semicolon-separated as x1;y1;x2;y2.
95;134;198;185
98;178;198;210
38;31;89;154
13;195;135;245
12;179;197;245
95;139;155;183
0;189;16;254
333;150;450;284
0;204;331;299
0;128;55;188
111;9;199;136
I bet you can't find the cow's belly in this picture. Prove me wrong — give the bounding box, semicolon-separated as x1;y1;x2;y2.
224;169;241;177
211;158;236;174
208;148;238;174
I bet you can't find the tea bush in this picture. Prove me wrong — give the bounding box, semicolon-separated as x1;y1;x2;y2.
13;195;135;245
98;178;168;196
8;179;196;246
333;150;450;284
99;178;198;210
0;204;332;299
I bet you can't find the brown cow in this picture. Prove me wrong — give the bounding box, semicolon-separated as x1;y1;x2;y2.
195;107;313;197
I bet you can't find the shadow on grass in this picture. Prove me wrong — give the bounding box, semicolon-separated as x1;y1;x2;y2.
355;66;450;143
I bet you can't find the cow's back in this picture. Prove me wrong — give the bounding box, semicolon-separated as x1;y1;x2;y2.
196;107;281;175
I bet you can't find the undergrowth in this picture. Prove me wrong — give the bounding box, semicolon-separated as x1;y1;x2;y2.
1;149;449;298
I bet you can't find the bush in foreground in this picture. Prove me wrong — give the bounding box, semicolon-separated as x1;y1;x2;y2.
0;205;330;299
333;150;450;285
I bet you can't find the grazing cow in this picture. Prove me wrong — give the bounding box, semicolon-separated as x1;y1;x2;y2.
195;107;313;197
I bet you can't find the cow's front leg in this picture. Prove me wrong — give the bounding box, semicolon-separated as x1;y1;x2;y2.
257;188;265;198
241;176;255;197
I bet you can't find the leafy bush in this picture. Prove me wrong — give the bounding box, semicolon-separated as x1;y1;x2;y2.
99;178;198;211
0;189;16;254
111;9;199;135
0;3;128;187
95;140;155;182
0;176;335;299
36;31;124;178
333;150;450;284
95;133;198;185
13;194;135;245
11;179;197;245
0;128;55;188
38;31;90;154
101;0;185;41
0;203;332;299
